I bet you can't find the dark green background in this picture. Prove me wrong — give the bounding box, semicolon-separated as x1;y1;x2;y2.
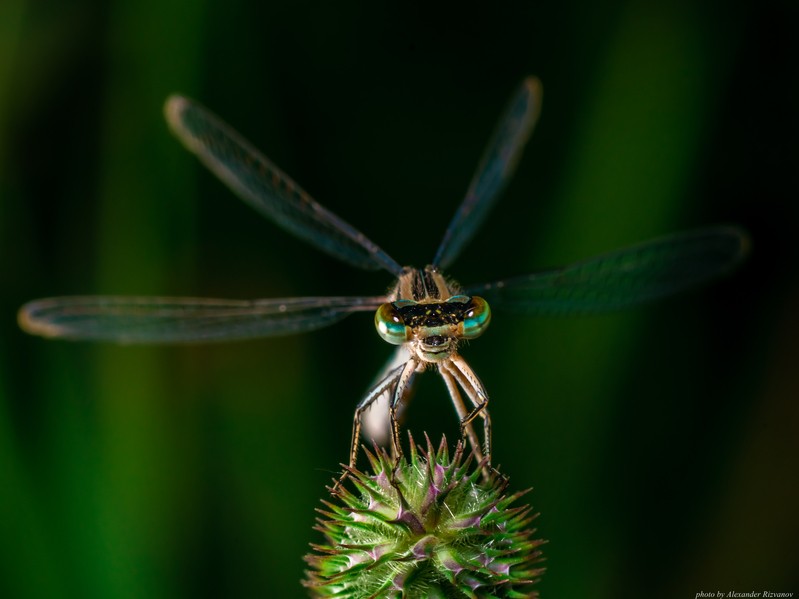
1;1;797;597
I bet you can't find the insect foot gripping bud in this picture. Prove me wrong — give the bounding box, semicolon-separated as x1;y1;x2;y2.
303;435;546;598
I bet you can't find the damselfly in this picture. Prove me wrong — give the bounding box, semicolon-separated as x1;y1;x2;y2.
19;78;748;470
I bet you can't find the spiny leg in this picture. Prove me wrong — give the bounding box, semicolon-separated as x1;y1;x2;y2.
439;365;484;463
446;362;494;481
389;359;418;468
361;346;410;445
337;363;406;491
448;354;492;468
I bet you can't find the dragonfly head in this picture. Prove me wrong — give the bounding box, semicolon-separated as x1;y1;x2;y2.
374;295;491;363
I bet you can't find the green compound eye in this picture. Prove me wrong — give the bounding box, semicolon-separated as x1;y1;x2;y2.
375;303;411;345
460;296;491;340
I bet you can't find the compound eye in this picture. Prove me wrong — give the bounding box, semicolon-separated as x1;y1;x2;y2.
460;296;491;340
375;303;410;345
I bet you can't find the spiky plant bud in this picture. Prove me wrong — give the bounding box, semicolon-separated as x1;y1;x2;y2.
304;435;545;598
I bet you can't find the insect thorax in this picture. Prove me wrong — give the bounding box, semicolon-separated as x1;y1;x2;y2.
391;266;460;304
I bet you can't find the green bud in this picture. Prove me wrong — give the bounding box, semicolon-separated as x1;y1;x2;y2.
304;435;545;598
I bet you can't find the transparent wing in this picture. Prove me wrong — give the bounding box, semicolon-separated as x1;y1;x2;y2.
165;96;403;277
18;295;386;344
464;226;749;314
432;77;542;270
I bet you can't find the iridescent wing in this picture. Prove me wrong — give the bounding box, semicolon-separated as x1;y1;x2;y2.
165;96;403;277
432;77;542;270
465;226;749;313
18;295;386;344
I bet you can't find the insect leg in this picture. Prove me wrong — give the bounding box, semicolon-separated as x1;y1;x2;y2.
347;362;406;472
447;354;492;465
361;346;411;444
439;364;484;463
389;358;418;464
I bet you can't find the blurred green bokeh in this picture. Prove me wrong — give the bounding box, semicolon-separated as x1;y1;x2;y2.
2;1;797;597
